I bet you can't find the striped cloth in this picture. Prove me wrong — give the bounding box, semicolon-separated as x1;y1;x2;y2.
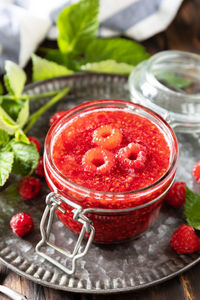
0;0;183;71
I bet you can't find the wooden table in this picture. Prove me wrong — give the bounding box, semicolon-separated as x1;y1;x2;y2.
1;0;200;299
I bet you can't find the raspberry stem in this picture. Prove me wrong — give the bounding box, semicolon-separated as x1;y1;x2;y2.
24;86;70;133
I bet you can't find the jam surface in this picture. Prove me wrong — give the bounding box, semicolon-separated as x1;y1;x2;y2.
52;109;170;193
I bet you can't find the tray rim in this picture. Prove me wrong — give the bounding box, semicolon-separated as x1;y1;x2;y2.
1;73;200;294
0;255;199;294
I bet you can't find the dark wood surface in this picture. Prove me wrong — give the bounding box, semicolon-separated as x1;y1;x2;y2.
1;0;200;299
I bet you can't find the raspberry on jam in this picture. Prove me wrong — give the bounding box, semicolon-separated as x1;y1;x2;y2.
92;125;122;150
117;142;147;170
82;147;115;174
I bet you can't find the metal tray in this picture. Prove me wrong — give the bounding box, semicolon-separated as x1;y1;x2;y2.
0;74;199;294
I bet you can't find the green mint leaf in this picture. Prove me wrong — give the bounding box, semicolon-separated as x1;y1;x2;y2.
0;81;3;95
32;54;74;82
1;100;23;121
10;140;39;176
185;187;200;229
44;49;65;65
16;99;29;127
0;106;19;134
5;61;26;98
156;73;192;89
83;38;149;66
14;129;30;144
57;0;99;54
81;60;134;75
4;75;14;96
0;129;9;146
0;150;14;186
46;51;81;71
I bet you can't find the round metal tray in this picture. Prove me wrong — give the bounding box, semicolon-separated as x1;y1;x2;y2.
0;74;199;294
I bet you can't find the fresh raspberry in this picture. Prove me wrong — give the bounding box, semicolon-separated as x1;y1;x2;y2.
49;110;68;127
18;177;41;200
82;147;115;174
10;212;34;237
193;161;200;183
117;142;147;170
170;224;200;254
28;136;41;153
92;125;122;150
165;181;186;208
35;157;44;177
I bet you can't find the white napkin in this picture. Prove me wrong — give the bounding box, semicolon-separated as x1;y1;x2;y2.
0;0;183;71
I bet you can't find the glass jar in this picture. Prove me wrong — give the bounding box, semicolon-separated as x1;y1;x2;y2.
129;50;200;133
44;99;178;244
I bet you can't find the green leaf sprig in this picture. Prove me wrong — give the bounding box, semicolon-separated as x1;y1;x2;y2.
32;0;149;81
0;61;70;186
185;187;200;230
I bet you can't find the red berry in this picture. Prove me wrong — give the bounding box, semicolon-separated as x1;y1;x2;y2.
82;147;115;174
92;125;122;150
10;212;34;237
165;181;186;208
28;136;41;153
193;161;200;183
18;177;41;200
35;157;44;177
170;224;200;254
117;142;147;170
49;110;68;127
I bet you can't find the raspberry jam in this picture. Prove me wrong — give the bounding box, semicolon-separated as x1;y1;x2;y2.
52;110;170;193
44;100;178;243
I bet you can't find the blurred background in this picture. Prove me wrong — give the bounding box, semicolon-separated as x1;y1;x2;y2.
1;0;199;74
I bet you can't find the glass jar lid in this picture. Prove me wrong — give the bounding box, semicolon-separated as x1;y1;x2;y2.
129;50;200;132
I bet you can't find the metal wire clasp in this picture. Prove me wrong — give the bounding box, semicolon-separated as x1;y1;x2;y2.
36;192;95;275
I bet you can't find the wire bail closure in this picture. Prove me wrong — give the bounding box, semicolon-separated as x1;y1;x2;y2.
36;192;95;275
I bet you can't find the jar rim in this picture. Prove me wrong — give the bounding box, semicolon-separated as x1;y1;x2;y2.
45;99;178;197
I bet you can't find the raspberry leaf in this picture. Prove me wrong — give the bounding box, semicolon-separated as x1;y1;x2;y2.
185;187;200;230
57;0;99;54
1;100;23;121
10;140;39;176
83;38;149;66
0;150;14;186
0;129;9;146
16;99;29;127
0;107;19;135
5;61;26;98
32;54;74;82
14;129;30;144
80;60;134;75
0;81;3;95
